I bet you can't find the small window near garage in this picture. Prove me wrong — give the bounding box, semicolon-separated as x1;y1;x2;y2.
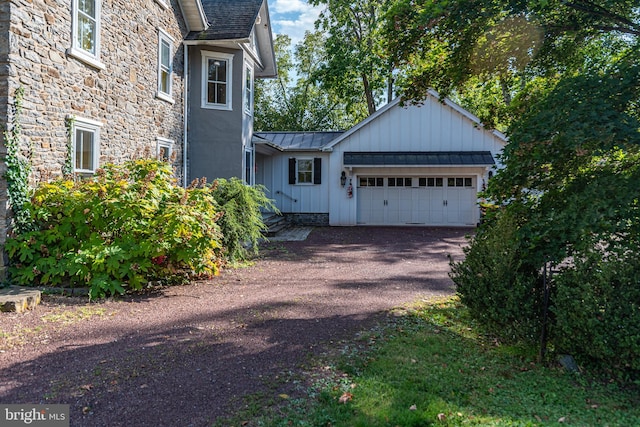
448;177;474;187
424;177;443;187
359;177;384;187
156;137;174;162
288;157;322;184
71;116;102;174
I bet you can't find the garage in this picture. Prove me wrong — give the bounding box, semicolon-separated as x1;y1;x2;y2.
356;175;478;226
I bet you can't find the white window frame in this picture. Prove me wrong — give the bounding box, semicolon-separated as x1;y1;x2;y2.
296;158;314;184
157;29;175;103
244;62;253;115
69;0;105;70
71;116;102;174
156;137;174;162
201;51;233;110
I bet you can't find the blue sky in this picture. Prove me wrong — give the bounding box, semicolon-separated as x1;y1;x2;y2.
268;0;323;46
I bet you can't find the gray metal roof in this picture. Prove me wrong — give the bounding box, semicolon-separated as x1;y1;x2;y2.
254;132;344;151
186;0;263;41
343;151;496;166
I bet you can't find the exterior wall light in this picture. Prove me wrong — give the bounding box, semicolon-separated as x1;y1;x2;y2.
340;171;347;187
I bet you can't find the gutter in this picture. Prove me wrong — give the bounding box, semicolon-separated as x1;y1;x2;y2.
182;44;189;187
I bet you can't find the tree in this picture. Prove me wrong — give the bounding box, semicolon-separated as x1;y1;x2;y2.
384;0;640;373
310;0;393;115
254;32;365;131
383;0;639;119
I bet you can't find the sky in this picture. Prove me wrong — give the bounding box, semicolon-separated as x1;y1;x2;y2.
268;0;323;46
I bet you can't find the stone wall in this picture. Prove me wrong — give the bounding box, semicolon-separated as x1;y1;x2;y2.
0;0;189;278
287;213;330;227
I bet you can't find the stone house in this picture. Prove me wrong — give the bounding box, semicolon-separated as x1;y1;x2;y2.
0;0;276;276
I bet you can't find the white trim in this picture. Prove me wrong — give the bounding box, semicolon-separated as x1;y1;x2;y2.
244;61;253;115
70;116;103;174
70;0;102;68
156;137;175;161
201;51;234;110
157;29;174;102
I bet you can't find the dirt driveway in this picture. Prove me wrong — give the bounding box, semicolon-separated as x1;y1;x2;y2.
0;226;470;426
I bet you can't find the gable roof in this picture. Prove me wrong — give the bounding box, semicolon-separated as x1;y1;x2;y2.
254;131;344;151
323;90;507;151
186;0;263;40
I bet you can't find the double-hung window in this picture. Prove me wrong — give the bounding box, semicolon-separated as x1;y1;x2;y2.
201;51;233;110
157;30;174;103
70;0;104;69
156;137;174;162
71;116;102;174
288;158;322;185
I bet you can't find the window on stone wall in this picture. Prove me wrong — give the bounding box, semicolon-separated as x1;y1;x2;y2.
157;30;174;103
69;0;104;70
72;117;102;174
156;137;174;162
201;51;233;110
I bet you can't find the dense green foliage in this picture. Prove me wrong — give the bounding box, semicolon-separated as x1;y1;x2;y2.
381;0;640;375
211;177;277;262
255;33;364;131
310;0;393;115
3;86;33;234
6;159;223;299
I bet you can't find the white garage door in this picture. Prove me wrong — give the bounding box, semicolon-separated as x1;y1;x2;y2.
356;176;478;226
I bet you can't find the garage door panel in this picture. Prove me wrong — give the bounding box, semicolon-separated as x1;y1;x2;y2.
357;175;477;226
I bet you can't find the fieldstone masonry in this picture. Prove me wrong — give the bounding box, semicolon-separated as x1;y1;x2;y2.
0;0;189;278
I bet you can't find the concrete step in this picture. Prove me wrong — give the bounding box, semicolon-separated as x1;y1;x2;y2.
0;286;42;313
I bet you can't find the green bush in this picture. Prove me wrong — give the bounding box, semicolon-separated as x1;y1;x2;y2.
552;248;640;373
211;177;278;262
450;210;544;342
5;159;223;299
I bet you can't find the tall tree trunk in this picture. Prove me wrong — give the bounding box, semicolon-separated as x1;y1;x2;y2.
362;73;376;115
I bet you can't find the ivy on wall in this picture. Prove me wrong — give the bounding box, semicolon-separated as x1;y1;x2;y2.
3;86;33;234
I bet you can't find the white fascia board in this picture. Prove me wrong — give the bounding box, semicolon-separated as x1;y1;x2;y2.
177;0;208;32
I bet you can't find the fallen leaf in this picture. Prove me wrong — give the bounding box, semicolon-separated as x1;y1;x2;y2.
350;383;357;389
437;413;446;421
558;416;566;422
80;384;93;391
409;404;417;411
535;415;542;422
278;394;289;399
338;392;353;404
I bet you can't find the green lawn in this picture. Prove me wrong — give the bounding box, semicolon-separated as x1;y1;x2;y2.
216;297;640;427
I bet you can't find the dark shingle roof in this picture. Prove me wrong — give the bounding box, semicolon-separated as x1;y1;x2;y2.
254;132;344;151
186;0;263;41
343;151;496;166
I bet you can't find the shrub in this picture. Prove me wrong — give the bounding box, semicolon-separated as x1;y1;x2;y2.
211;177;278;262
450;210;544;342
5;159;223;299
552;247;640;374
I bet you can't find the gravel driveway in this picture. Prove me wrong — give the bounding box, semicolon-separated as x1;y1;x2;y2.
0;226;470;426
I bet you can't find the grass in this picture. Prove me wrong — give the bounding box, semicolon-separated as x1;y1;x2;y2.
217;297;640;427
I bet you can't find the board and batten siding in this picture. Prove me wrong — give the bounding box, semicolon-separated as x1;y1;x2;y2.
262;152;331;213
327;95;506;226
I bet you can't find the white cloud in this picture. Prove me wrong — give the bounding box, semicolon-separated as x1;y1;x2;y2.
270;0;323;46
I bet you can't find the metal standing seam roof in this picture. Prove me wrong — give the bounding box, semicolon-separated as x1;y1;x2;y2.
185;0;264;41
254;131;345;151
343;151;496;166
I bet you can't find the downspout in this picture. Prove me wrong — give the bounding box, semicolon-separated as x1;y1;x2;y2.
182;43;189;187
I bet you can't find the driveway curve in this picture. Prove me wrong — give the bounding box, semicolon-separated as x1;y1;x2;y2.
0;226;470;426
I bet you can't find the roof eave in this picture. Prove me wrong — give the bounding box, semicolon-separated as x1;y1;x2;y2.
177;0;209;32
